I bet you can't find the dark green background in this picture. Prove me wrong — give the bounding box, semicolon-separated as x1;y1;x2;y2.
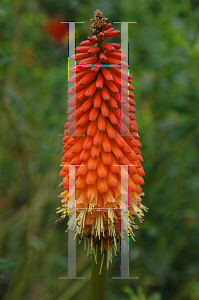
1;0;199;299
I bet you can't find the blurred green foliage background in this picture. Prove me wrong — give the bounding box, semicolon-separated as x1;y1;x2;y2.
0;0;199;299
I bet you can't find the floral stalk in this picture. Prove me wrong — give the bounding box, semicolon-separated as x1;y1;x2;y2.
90;243;107;300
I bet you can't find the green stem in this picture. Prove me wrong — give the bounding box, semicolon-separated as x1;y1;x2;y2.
90;244;107;300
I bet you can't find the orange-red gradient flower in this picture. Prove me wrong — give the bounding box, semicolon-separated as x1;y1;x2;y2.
57;10;148;265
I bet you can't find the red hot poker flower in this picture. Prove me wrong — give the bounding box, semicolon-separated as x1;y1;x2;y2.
57;9;148;267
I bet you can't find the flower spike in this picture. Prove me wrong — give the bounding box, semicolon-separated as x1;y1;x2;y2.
56;9;148;268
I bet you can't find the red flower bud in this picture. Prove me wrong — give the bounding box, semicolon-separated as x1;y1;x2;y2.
104;30;120;37
99;53;107;62
87;47;100;55
98;32;105;40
